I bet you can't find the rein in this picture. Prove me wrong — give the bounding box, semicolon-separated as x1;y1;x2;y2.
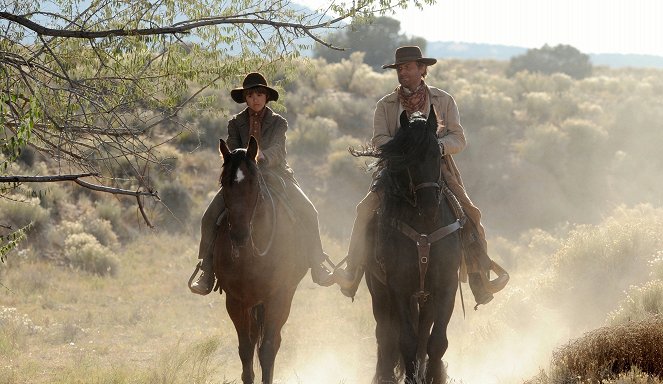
248;170;277;257
391;217;462;305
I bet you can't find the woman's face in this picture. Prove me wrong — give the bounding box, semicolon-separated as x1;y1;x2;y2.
244;89;267;113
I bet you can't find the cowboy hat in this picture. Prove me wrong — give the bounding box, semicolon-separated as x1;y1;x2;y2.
230;72;279;104
382;46;437;69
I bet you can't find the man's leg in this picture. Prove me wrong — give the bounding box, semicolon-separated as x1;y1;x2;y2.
190;190;225;295
334;190;381;298
461;210;509;307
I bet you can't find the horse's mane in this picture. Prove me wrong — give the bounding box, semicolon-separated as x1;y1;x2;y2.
220;148;259;187
349;112;439;174
377;113;439;171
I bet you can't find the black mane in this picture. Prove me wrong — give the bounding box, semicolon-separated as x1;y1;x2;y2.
377;112;439;171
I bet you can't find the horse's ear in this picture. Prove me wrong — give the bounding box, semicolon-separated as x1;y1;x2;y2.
247;136;259;162
219;138;231;159
427;105;438;133
399;110;409;130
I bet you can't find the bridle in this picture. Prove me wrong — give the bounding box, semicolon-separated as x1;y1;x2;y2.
227;165;277;258
402;156;443;212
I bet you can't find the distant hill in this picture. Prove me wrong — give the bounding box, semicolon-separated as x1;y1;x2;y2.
427;41;663;69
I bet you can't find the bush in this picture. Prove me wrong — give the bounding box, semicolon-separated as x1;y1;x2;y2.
550;315;663;382
540;205;663;327
64;233;119;277
158;182;193;232
609;280;663;325
288;114;338;156
507;44;592;79
0;195;50;235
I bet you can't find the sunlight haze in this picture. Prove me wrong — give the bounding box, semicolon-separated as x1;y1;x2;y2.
300;0;663;57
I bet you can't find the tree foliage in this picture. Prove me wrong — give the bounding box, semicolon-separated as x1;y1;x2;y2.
313;16;426;70
506;44;593;79
0;0;433;259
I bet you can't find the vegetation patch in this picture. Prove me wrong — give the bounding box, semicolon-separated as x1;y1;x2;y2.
551;315;663;382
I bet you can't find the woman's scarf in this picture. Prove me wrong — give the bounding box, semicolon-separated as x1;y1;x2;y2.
398;82;428;116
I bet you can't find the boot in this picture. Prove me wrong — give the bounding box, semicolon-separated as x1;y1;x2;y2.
189;258;215;295
468;262;510;309
468;272;493;307
334;262;364;298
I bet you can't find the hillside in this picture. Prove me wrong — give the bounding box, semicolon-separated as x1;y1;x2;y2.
3;56;663;383
427;41;663;68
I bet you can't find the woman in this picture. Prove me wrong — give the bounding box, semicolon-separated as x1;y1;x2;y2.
189;72;334;295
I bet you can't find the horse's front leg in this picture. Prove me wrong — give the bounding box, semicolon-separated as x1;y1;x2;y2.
426;277;457;384
367;275;400;384
226;296;257;384
416;304;436;378
395;294;418;383
258;286;297;384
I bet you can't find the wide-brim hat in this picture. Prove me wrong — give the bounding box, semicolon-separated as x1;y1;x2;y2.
230;72;279;104
382;46;437;69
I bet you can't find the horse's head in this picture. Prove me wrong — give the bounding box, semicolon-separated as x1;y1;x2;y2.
379;107;441;221
219;136;260;248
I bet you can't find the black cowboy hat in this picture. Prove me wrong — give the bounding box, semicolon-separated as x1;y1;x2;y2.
382;46;437;69
230;72;279;104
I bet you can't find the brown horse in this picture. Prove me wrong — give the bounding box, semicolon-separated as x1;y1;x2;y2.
357;109;463;384
213;136;309;384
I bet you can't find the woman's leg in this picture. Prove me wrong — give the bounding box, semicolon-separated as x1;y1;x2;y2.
190;190;225;295
286;182;334;286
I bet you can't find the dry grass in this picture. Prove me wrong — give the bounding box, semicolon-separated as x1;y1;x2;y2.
3;204;663;383
550;315;663;382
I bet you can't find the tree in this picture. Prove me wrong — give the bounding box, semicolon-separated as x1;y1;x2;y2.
506;44;592;79
313;16;427;70
0;0;433;259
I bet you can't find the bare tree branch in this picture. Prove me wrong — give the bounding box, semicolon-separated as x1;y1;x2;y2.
0;174;158;198
1;11;347;48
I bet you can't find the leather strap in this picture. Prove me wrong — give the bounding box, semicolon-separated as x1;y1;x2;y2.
391;218;462;304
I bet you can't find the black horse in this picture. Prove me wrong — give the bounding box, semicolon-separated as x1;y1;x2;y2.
361;108;464;384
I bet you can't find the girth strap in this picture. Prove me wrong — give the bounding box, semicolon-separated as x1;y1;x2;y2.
391;219;462;304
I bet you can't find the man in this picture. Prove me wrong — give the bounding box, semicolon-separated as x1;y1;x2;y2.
334;46;509;307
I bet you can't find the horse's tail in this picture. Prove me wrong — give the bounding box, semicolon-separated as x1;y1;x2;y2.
253;304;265;351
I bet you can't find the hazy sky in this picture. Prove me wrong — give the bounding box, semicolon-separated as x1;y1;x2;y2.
299;0;663;57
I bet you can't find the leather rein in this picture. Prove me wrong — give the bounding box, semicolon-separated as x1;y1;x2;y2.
247;171;277;257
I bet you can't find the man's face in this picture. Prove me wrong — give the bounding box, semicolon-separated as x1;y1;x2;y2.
396;61;426;91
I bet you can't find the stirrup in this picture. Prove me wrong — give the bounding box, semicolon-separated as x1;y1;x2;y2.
188;261;214;295
480;260;509;294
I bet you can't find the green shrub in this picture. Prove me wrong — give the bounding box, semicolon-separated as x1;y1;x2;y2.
0;195;50;238
288;114;338;156
95;199;133;242
86;218;119;248
64;233;118;277
157;182;193;232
